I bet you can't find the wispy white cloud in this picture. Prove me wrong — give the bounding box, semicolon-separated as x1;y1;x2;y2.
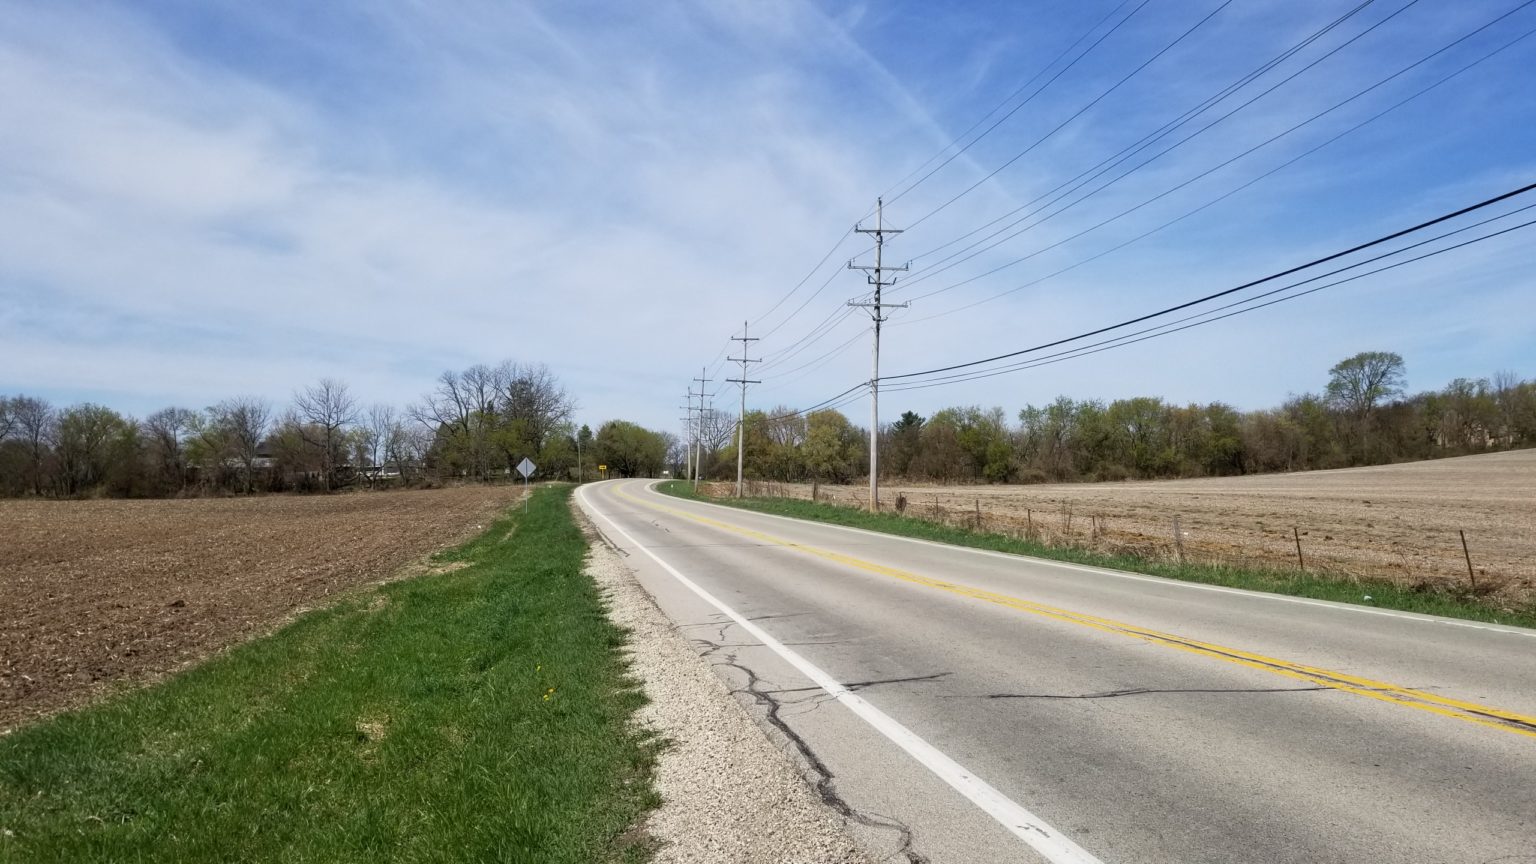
1;0;1532;433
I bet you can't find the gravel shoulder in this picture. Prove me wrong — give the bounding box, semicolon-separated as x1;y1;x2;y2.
577;508;872;864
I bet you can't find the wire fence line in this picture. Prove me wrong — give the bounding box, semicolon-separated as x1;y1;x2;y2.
710;481;1522;601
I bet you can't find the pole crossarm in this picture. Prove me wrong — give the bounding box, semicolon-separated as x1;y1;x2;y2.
845;197;910;513
729;321;762;498
691;367;711;491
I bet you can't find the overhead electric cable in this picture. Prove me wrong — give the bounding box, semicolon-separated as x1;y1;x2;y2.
881;215;1536;393
902;0;1235;231
758;304;860;370
895;4;1535;306
877;0;1147;209
886;202;1536;389
878;180;1536;383
899;0;1382;269
752;229;858;336
888;17;1536;324
760;329;868;390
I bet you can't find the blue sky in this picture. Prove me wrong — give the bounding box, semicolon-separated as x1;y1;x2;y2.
3;0;1533;435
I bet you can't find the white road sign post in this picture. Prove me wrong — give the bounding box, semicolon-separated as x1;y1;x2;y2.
516;457;536;512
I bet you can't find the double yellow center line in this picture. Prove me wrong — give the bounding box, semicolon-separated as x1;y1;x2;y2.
617;484;1536;741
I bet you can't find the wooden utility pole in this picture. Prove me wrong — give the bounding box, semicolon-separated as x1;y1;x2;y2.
848;198;908;513
691;368;711;491
728;321;761;498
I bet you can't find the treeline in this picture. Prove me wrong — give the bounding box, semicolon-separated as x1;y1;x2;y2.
0;361;681;498
701;352;1536;484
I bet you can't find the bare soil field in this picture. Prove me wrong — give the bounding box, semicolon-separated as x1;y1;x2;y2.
729;449;1536;607
0;485;522;731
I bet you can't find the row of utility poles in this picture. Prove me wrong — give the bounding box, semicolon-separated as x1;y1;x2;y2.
683;198;904;511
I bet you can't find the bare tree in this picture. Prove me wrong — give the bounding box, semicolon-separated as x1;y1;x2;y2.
357;403;401;488
293;380;357;491
143;406;198;493
218;397;272;493
1492;369;1520;443
0;397;15;442
395;420;434;483
701;408;737;454
412;366;497;479
11;396;53;495
494;361;575;469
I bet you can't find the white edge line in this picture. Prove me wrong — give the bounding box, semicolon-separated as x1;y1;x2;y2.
577;483;1105;864
642;481;1536;640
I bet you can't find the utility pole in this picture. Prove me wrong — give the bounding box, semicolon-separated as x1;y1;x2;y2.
848;197;908;514
728;320;761;498
691;367;711;491
679;390;697;483
677;414;692;480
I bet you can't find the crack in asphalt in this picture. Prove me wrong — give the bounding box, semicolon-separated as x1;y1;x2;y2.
588;525;630;557
692;635;930;864
764;673;953;696
691;639;847;649
984;685;1333;700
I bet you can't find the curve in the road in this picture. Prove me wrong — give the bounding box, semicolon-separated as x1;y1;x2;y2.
580;483;1106;864
614;484;1536;741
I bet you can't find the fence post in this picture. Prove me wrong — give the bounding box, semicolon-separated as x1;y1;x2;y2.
974;498;982;531
1293;527;1305;572
1460;529;1476;590
1172;515;1185;564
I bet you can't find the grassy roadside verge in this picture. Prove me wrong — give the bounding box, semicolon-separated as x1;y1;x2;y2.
0;485;659;863
656;481;1536;630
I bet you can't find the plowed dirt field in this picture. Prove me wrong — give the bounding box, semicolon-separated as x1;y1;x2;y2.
736;450;1536;606
0;486;521;731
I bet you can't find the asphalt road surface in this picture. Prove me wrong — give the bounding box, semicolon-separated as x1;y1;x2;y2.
577;479;1536;864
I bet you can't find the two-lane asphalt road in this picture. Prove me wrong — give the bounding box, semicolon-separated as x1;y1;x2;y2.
577;479;1536;863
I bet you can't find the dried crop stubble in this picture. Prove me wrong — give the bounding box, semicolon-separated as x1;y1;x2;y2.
0;485;522;731
756;450;1536;605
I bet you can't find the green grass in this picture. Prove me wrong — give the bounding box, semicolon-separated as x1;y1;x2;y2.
657;480;1536;630
0;485;660;864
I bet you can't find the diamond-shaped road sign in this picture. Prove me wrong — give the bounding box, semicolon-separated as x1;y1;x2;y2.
516;457;536;479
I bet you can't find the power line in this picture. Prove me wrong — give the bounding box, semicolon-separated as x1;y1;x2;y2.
878;180;1536;385
881;214;1536;394
758;307;860;373
770;196;1535;411
888;15;1536;325
901;0;1236;232
690;366;711;490
755;382;871;426
895;0;1485;298
757;275;865;364
753;229;859;337
897;0;1486;295
846;199;908;512
759;328;867;390
698;228;860;381
896;0;1384;273
886;201;1536;390
726;322;761;498
877;0;1147;209
735;0;1397;373
707;0;1272;398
